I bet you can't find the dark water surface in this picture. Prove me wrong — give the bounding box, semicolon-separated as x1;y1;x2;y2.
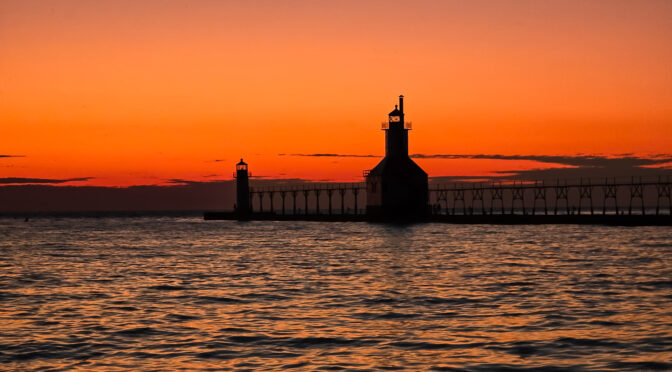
1;217;671;371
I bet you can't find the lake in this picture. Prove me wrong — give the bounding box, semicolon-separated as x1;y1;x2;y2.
1;217;670;371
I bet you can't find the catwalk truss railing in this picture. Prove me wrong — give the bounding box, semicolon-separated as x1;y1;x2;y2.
430;176;671;216
250;183;366;215
246;176;671;216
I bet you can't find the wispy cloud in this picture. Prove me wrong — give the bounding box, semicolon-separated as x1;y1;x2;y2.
0;177;93;185
423;154;672;182
279;152;672;167
0;155;26;158
492;166;672;181
279;153;380;158
280;153;672;182
166;178;203;185
409;153;672;167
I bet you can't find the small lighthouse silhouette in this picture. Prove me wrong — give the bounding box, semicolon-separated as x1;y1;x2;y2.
365;95;429;218
234;158;251;214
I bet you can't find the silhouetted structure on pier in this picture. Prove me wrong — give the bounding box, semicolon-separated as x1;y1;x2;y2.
365;95;429;218
234;159;251;215
204;95;671;225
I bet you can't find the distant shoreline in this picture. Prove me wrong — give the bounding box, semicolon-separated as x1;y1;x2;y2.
0;210;208;218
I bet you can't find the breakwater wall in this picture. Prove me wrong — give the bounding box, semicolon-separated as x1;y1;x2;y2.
203;211;671;226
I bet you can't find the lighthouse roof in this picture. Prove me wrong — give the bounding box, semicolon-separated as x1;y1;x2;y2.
237;158;247;165
368;156;427;179
389;105;402;116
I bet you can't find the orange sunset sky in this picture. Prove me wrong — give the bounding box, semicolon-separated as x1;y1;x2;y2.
1;0;671;186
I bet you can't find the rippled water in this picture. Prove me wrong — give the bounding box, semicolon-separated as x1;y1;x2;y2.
1;217;671;371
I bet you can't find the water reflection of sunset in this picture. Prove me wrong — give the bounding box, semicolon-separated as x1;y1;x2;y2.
2;219;670;369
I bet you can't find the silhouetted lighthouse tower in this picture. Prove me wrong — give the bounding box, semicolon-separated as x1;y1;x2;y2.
365;95;429;218
386;95;408;157
234;158;251;214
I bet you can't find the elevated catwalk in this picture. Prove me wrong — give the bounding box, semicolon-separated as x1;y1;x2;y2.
205;176;671;226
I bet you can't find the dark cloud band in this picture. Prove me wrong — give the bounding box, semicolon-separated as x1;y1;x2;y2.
280;152;672;166
279;153;672;181
0;177;93;185
408;154;672;167
279;153;380;158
